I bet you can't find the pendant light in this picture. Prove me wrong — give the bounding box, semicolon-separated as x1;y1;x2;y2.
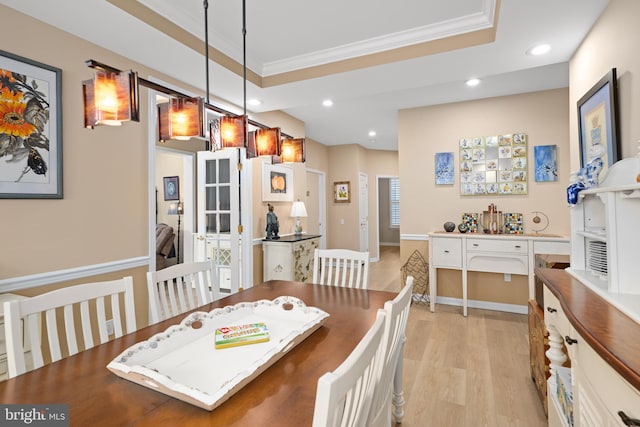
82;69;139;128
158;97;204;142
279;137;306;163
255;127;280;156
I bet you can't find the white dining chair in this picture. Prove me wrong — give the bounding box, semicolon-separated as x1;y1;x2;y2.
147;259;220;324
3;276;137;379
367;275;414;427
312;310;386;427
312;248;370;289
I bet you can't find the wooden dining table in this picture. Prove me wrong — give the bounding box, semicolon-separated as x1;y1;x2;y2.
0;280;397;426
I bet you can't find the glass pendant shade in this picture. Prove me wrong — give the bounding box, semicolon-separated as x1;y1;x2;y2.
220;115;247;148
158;97;204;141
83;70;139;128
279;138;306;162
246;130;257;158
255;127;280;157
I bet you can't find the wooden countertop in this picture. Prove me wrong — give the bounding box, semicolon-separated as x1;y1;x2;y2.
535;267;640;391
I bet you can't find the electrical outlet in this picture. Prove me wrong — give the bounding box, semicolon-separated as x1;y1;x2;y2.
504;273;512;282
106;319;114;336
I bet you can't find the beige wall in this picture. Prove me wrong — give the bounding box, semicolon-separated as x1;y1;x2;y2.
398;88;571;304
569;0;640;168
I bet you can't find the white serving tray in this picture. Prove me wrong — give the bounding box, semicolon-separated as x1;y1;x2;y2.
107;296;329;410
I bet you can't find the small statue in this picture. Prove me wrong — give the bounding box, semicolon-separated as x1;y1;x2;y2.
265;203;280;240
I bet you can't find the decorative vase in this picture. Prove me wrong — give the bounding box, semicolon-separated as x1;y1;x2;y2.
458;223;468;233
443;222;456;232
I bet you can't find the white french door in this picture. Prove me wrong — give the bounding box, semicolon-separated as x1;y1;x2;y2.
195;149;249;294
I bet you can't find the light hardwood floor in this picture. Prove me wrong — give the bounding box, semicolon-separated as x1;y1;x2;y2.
369;246;547;427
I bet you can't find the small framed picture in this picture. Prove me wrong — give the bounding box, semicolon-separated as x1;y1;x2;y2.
333;181;350;203
163;176;180;201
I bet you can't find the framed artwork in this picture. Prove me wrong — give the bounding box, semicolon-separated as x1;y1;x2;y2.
0;50;63;198
333;181;350;203
459;133;528;196
577;68;620;181
163;176;180;201
534;145;558;182
435;152;454;185
262;162;293;202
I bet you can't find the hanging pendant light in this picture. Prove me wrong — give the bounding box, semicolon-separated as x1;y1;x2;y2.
82;69;139;128
158;97;204;142
220;115;248;148
279;137;306;163
255;127;280;156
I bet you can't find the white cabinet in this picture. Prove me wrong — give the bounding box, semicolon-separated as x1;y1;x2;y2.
428;233;569;316
262;235;321;282
567;157;640;322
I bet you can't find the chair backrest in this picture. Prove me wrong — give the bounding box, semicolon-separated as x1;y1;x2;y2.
312;310;386;427
312;248;370;289
366;276;414;427
147;259;220;324
3;276;136;378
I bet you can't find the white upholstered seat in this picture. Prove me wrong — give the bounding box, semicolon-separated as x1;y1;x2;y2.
367;275;414;426
312;310;386;427
312;248;370;289
147;259;220;324
3;276;136;378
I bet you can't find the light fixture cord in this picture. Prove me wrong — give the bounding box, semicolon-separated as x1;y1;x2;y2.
204;0;210;150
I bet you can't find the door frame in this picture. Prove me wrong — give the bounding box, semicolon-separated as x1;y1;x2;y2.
305;168;327;249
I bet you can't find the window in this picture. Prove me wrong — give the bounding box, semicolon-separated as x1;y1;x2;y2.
389;178;400;228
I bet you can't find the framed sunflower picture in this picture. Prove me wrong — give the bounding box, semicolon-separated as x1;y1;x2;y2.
0;50;63;198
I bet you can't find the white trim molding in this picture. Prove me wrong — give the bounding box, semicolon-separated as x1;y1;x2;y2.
435;296;527;315
0;257;149;293
400;234;429;241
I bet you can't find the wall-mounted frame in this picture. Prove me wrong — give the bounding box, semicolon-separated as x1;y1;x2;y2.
163;176;180;201
577;68;620;180
534;145;558;182
333;181;350;203
435;152;454;185
262;162;293;202
0;50;63;199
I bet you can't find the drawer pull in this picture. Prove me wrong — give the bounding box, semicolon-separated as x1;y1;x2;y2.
444;250;450;254
564;336;578;345
618;411;640;426
546;307;557;313
472;243;479;247
514;245;521;249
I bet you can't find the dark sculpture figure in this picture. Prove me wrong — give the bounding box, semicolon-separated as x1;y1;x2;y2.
265;203;280;240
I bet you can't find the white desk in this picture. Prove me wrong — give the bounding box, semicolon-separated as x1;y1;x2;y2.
428;232;569;316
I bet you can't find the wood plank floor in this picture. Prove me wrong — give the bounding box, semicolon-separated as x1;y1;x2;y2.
369;246;547;427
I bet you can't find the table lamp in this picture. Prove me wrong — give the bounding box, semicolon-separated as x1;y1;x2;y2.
290;200;308;235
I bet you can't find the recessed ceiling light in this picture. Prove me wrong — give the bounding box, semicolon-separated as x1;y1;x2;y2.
465;78;481;87
368;131;376;137
527;44;551;56
322;99;333;107
248;98;262;106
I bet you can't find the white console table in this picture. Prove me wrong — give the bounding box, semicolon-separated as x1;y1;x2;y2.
428;232;569;316
262;235;321;283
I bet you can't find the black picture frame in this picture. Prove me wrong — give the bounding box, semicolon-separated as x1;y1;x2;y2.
577;68;620;174
163;176;180;201
0;50;63;198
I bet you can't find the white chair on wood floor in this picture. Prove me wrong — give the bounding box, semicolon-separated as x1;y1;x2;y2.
367;276;414;427
312;248;370;289
312;310;386;427
3;276;136;379
147;259;220;324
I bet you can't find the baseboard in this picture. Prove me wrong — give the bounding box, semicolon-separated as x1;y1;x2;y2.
435;296;527;314
0;256;149;292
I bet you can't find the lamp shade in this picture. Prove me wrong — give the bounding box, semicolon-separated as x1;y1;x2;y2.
255;127;280;157
168;201;183;215
279;138;305;163
83;69;139;128
290;201;308;218
220;115;247;148
158;97;204;142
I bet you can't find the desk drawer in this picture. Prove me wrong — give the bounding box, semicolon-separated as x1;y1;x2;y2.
467;238;528;254
431;237;462;268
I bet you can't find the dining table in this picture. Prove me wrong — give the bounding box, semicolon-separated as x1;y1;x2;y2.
0;280;398;426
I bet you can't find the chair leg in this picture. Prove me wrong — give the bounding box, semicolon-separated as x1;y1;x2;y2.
392;339;406;423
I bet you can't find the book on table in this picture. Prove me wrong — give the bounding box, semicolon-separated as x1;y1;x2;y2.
215;322;270;349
